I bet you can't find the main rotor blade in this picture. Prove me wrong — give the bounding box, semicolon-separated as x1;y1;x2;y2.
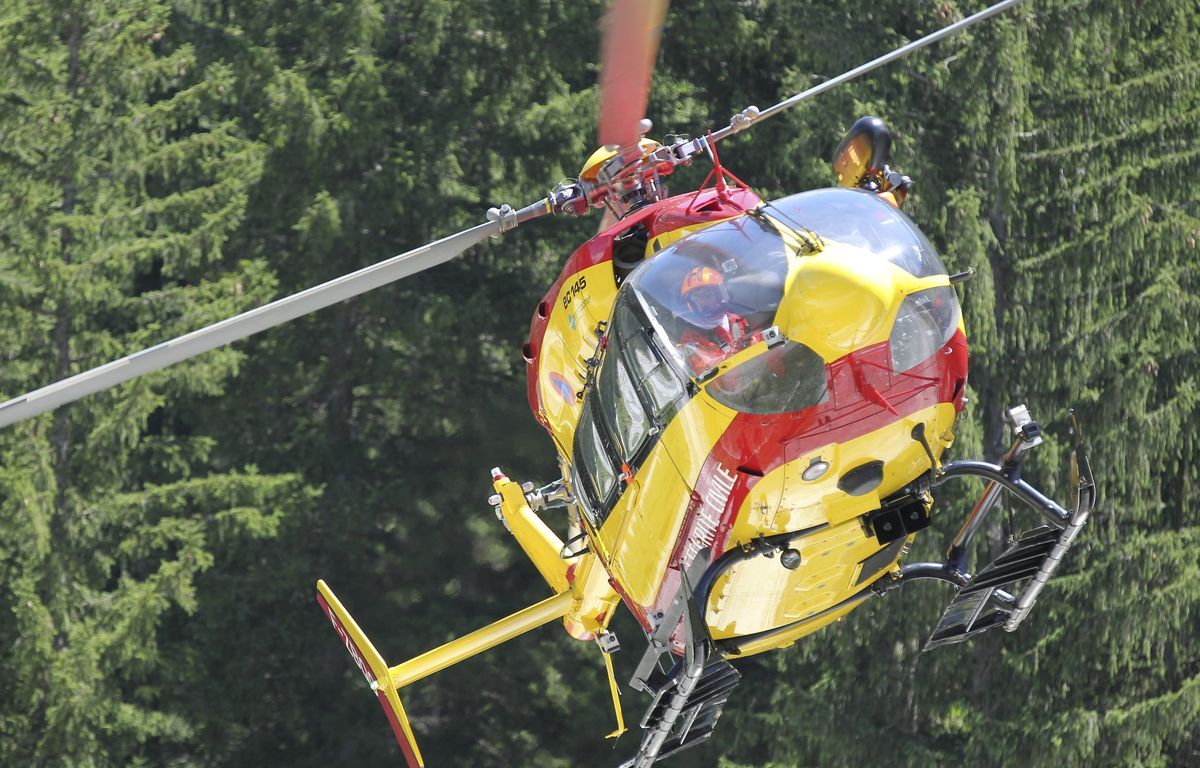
0;219;501;429
712;0;1027;142
596;0;669;150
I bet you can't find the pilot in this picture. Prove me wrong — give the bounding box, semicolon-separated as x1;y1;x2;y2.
678;266;755;375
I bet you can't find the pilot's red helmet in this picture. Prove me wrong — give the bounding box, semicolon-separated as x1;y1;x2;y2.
681;266;728;317
681;266;725;296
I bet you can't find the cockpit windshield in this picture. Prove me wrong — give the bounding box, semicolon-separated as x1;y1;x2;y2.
622;214;788;377
618;188;948;384
766;188;947;278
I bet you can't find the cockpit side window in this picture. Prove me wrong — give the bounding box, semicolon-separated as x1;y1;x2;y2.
889;286;961;373
573;400;618;522
613;303;687;422
597;332;651;463
706;340;829;414
621;215;789;380
574;298;686;527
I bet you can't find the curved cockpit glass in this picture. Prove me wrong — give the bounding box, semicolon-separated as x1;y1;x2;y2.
571;189;956;521
572;295;688;525
623;214;788;378
766;188;947;278
707;340;829;414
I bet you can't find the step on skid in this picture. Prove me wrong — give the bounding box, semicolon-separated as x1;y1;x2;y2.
620;551;742;768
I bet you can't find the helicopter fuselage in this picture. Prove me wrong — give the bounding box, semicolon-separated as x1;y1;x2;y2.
525;183;968;656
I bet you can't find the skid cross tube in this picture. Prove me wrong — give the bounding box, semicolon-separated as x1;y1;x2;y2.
888;562;969;589
933;460;1071;529
691;523;830;631
943;404;1052;568
875;562;1017;607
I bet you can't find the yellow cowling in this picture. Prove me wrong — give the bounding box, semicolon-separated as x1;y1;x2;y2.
579;137;662;182
775;241;902;363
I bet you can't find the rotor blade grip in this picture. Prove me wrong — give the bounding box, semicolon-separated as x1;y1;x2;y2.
0;219;500;428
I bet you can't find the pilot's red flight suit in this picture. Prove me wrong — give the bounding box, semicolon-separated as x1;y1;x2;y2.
680;312;753;376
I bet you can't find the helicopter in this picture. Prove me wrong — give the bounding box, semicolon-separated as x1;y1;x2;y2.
0;0;1096;766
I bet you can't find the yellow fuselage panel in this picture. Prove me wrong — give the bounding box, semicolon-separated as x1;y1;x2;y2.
537;261;619;452
773;239;951;363
705;521;883;642
708;402;957;648
723;593;871;659
598;395;736;607
730;401;957;541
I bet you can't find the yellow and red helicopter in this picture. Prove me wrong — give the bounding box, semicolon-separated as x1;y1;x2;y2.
0;0;1095;765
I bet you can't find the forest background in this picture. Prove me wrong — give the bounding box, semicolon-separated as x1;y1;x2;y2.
1;0;1197;766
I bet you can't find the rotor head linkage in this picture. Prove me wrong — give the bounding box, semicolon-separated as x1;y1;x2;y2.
487;198;552;236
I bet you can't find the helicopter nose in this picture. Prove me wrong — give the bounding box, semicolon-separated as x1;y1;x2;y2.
775;246;897;361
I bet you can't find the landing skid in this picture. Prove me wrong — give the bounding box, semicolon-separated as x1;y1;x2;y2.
619;554;741;768
875;405;1097;649
615;405;1094;765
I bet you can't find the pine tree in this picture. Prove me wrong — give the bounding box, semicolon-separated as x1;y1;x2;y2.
4;1;1195;766
0;2;307;765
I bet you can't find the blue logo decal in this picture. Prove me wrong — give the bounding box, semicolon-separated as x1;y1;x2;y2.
548;372;575;404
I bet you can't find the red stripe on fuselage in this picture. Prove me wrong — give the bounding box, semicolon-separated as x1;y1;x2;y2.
645;330;969;632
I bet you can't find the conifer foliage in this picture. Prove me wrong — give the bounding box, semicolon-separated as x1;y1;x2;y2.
0;2;305;765
1;1;1197;767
